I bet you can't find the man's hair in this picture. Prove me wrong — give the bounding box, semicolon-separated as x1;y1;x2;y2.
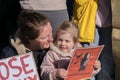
54;20;79;43
17;10;50;44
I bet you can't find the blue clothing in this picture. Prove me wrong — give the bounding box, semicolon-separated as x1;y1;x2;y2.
81;0;115;79
36;10;69;37
95;0;115;79
81;26;115;80
95;26;115;80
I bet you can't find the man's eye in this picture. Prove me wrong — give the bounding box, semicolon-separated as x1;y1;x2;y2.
39;37;47;40
40;38;45;40
40;36;49;40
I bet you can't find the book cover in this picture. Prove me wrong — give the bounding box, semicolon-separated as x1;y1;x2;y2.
65;45;104;80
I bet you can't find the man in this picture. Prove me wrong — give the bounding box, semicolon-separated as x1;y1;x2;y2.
0;10;53;76
95;0;115;80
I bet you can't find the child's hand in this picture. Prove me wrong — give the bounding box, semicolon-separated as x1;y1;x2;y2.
92;60;101;76
56;68;68;79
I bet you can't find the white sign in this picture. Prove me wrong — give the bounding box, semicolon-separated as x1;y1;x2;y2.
0;53;40;80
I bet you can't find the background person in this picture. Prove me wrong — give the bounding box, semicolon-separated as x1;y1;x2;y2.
71;0;115;80
20;0;69;37
95;0;115;80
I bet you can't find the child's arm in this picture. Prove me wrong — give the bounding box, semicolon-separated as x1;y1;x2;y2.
40;51;57;80
40;50;68;80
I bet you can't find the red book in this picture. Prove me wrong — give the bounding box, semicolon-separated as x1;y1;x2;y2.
65;45;104;80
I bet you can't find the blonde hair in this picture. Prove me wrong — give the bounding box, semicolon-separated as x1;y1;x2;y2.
54;20;79;44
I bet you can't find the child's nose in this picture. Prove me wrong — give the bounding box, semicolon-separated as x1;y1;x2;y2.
61;41;66;45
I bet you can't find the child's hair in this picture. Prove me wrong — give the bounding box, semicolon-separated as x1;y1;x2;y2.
54;20;79;43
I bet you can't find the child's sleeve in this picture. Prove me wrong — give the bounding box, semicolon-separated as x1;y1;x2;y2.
40;51;58;80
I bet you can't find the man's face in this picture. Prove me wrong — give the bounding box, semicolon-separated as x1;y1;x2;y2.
30;22;53;50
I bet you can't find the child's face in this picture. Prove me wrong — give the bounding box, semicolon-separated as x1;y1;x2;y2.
56;32;75;53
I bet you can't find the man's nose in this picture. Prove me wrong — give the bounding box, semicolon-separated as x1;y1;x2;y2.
48;35;53;42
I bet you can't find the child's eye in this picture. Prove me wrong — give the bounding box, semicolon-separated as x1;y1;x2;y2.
66;40;70;42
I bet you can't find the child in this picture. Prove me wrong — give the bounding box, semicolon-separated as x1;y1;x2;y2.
40;21;101;80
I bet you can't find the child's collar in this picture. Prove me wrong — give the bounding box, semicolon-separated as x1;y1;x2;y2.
50;43;75;57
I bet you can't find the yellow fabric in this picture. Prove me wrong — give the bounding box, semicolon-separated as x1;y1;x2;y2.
72;0;98;42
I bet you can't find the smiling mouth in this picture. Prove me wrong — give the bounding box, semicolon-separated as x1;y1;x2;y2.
60;47;66;50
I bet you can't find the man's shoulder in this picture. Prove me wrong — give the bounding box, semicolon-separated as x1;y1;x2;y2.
0;45;18;59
